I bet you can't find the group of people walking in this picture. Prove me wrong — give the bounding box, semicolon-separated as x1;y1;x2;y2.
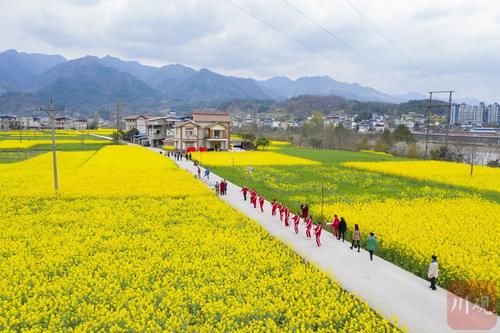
167;151;192;162
239;186;380;260
215;180;228;196
166;152;440;292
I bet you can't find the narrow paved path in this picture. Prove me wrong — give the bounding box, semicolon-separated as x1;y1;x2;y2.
154;149;498;333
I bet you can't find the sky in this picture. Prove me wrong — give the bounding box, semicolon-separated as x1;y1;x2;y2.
0;0;499;101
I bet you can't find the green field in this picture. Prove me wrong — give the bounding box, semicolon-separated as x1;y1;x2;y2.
209;144;499;210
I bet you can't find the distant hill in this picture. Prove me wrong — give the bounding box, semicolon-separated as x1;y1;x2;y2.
34;56;163;111
0;49;470;118
166;68;274;103
259;76;397;103
0;49;66;92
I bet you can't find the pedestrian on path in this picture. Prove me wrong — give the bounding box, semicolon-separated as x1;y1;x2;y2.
259;194;265;212
314;221;323;247
197;166;201;179
271;199;277;216
338;217;347;242
219;180;226;195
350;224;361;252
241;186;248;201
251;190;257;209
427;255;439;290
293;213;300;234
215;181;220;195
303;204;309;219
278;202;284;222
284;206;290;226
367;232;377;261
305;216;313;238
222;180;228;195
204;168;210;179
333;215;340;238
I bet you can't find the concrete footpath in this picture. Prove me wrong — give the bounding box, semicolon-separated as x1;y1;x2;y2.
155;149;498;333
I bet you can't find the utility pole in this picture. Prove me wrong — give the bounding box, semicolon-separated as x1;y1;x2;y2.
115;102;121;144
320;184;324;223
425;90;455;158
424;92;433;158
445;91;454;149
470;146;475;176
80;119;85;146
40;99;64;192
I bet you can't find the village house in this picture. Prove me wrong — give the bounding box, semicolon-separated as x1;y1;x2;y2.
124;115;149;134
174;112;231;151
54;117;72;130
0;115;18;130
146;115;181;147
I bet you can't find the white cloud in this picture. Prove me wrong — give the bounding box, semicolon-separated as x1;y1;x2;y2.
0;0;499;100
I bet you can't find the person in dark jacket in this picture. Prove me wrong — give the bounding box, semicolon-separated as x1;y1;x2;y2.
338;217;347;241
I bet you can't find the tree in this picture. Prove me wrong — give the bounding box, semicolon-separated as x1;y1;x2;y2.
123;128;139;142
430;146;464;162
255;136;270;151
486;159;500;168
241;133;256;150
392;125;415;143
88;112;100;130
111;130;125;144
303;111;324;148
381;128;393;146
354;110;371;122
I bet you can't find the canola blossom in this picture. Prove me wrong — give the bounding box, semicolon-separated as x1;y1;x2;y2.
0;139;110;149
312;197;500;308
192;151;319;167
358;150;393;157
0;146;400;332
344;160;500;193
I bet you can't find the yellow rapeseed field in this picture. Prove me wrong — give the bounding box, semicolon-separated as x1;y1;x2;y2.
0;146;400;331
312;196;500;307
344;160;500;192
192;151;319;167
0;139;110;149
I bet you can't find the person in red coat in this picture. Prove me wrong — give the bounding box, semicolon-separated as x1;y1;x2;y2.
278;202;284;221
293;213;300;234
241;186;248;201
305;216;313;238
314;221;323;247
250;189;256;206
258;195;265;212
271;199;277;216
284;206;290;226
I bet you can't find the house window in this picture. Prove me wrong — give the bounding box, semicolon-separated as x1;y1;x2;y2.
213;130;222;138
185;128;194;136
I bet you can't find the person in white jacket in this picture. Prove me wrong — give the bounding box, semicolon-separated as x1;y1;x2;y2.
427;255;439;290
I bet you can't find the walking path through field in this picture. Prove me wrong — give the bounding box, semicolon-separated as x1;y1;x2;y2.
153;149;498;333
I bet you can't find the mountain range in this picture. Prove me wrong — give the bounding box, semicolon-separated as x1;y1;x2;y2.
0;49;428;116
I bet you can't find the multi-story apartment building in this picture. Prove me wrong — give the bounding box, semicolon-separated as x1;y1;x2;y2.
451;102;500;126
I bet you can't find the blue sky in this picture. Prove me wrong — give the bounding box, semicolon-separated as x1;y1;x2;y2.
1;0;499;101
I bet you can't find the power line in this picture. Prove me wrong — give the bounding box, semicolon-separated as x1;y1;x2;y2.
343;0;436;86
223;0;388;90
279;0;417;93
